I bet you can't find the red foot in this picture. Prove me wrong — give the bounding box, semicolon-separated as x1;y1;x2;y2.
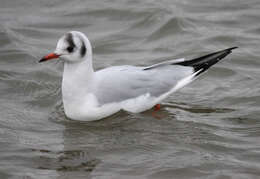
152;104;162;119
154;104;161;111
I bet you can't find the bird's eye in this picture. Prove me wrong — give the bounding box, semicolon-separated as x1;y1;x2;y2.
67;46;74;53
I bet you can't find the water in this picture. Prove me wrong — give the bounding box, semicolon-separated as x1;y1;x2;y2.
1;0;260;178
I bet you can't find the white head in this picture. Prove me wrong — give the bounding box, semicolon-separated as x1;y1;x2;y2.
39;31;92;63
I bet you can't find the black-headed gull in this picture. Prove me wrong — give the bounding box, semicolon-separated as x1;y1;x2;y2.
40;31;237;121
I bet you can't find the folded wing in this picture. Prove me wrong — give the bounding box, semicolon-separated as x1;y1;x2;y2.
94;47;237;105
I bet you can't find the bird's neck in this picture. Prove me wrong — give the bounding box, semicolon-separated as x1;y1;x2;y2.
62;58;94;108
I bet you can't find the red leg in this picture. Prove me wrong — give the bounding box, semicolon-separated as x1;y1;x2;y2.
152;104;162;119
154;104;161;111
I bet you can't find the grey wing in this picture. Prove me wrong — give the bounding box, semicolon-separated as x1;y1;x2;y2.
93;47;237;105
94;64;193;105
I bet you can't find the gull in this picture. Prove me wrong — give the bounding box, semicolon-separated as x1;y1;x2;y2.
39;31;237;121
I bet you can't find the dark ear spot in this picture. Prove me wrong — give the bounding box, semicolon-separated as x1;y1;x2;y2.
80;40;86;57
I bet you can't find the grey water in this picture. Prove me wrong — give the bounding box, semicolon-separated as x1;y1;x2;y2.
1;0;260;178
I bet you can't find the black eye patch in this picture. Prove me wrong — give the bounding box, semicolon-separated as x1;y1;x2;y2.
67;46;74;53
65;33;76;53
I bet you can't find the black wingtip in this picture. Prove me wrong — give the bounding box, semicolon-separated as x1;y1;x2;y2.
194;46;238;76
175;47;238;77
209;46;238;55
223;46;238;52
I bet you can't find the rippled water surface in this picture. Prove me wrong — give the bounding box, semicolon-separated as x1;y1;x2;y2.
1;0;260;178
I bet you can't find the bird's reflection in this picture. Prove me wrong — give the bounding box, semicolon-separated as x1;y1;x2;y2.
33;100;234;178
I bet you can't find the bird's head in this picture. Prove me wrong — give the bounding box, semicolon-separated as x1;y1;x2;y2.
40;31;92;63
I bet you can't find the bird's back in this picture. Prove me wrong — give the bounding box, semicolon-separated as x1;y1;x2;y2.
93;64;194;105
